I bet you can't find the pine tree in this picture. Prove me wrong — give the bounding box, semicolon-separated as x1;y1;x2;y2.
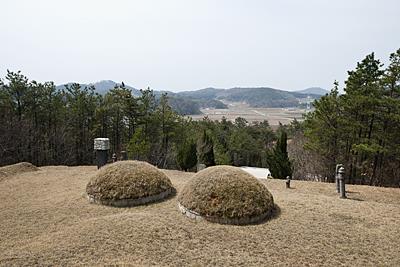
342;53;385;184
197;130;215;167
302;50;400;186
64;83;97;164
303;81;342;181
155;93;178;168
214;116;233;165
266;131;292;179
127;127;150;160
176;139;197;171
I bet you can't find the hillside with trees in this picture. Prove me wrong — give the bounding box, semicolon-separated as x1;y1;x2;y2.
56;82;225;116
57;82;322;113
176;87;322;108
295;87;329;95
0;73;276;170
1;48;399;187
288;49;400;187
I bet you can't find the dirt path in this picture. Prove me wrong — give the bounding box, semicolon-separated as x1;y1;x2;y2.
0;166;399;266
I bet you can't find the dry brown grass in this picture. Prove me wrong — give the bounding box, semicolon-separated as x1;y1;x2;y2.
86;160;173;202
0;162;38;182
0;165;400;266
178;166;274;221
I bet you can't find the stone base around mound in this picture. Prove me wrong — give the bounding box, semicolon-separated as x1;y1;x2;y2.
178;202;274;225
87;188;174;207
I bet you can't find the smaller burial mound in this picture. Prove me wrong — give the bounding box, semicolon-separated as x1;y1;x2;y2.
0;162;39;181
86;160;175;207
178;165;275;225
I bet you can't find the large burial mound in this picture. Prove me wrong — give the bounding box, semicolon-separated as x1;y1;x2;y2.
0;162;39;182
86;160;174;207
178;165;275;225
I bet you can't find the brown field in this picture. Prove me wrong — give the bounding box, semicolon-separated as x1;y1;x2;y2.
1;165;400;266
189;102;308;126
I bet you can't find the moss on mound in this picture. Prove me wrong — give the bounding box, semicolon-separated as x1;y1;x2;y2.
178;165;275;223
0;162;39;181
86;160;174;206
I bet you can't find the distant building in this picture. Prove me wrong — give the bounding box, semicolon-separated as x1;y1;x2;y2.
240;166;271;179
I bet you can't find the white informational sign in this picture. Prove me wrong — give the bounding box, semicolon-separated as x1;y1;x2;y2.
94;138;110;150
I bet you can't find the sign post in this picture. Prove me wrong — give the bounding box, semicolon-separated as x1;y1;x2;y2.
94;138;110;169
338;167;346;199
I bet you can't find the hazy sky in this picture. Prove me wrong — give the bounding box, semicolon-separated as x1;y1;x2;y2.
1;0;399;92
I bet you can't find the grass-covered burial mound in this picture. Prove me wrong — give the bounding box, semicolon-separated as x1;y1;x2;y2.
0;162;39;181
178;165;275;225
86;160;175;207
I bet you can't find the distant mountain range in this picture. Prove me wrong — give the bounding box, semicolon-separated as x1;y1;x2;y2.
56;81;327;115
295;87;329;95
56;80;140;96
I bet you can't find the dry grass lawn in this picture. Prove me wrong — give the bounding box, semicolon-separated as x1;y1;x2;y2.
0;165;399;266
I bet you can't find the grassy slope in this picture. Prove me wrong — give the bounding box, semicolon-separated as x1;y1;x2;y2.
0;166;399;266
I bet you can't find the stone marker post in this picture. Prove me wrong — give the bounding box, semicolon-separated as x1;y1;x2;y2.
338;166;346;199
286;176;291;189
94;138;110;169
335;164;343;193
120;151;128;161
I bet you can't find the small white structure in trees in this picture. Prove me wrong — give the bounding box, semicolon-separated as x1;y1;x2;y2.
240;166;271;179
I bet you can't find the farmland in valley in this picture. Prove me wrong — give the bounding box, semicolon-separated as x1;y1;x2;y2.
189;102;309;126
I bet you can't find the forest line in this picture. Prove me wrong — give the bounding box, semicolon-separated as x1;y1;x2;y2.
1;48;399;187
